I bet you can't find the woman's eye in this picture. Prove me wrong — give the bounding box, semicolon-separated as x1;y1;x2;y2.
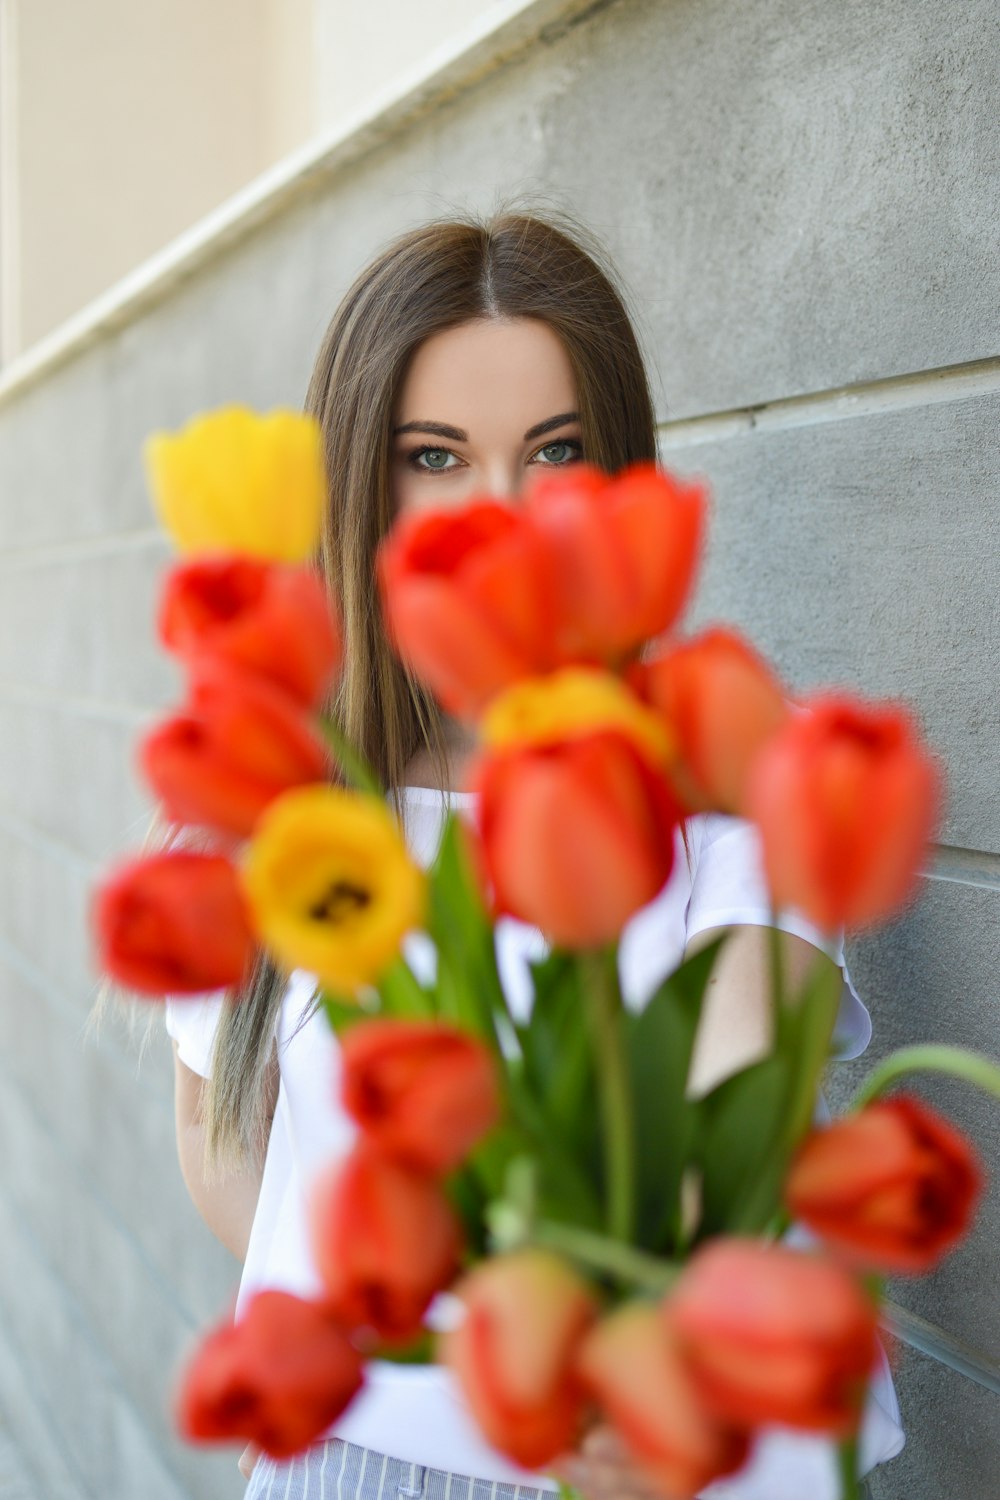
408;446;458;472
532;439;584;465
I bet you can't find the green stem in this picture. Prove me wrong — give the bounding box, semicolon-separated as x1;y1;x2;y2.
851;1045;1000;1111
317;716;384;799
533;1219;679;1295
837;1435;860;1500
581;945;635;1242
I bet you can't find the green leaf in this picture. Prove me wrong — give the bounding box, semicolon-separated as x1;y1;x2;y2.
696;1053;793;1235
426;812;509;1044
520;952;596;1151
625;936;728;1252
774;950;844;1152
375;956;436;1020
442;1164;489;1257
365;1330;436;1365
464;1122;530;1201
319;989;376;1036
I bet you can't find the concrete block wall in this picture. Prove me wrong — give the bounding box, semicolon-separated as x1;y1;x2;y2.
0;0;995;1494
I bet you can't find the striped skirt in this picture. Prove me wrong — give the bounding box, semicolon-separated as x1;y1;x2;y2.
244;1438;554;1500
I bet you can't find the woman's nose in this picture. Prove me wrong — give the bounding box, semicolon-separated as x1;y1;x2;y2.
480;465;520;503
483;463;543;506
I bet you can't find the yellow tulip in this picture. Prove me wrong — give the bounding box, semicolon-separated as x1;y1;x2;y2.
480;666;675;767
143;405;326;561
240;786;425;993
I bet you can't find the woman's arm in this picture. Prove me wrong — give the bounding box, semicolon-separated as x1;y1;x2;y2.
172;1039;279;1263
684;924;840;1097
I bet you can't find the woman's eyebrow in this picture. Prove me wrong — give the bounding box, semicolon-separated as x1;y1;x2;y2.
392;411;580;442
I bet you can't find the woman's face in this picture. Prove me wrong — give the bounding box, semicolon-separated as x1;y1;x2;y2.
390;316;584;517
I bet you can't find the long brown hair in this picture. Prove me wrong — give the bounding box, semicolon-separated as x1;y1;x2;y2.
89;197;659;1180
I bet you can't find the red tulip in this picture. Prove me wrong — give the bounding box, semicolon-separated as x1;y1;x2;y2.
746;694;941;930
786;1094;984;1274
631;628;789;814
439;1249;597;1469
308;1142;462;1344
92;850;255;994
340;1019;502;1174
175;1289;363;1458
575;1302;749;1498
525;460;706;661
470;730;682;947
138;663;331;838
669;1239;879;1436
158;553;342;707
377;499;558;718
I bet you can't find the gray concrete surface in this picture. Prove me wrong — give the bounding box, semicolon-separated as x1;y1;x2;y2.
0;0;996;1495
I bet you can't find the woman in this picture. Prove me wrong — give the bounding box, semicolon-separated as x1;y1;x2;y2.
160;205;903;1499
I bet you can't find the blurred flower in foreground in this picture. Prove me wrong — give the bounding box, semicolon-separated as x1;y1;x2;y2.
631;626;789;815
176;1289;363;1456
144;406;326;561
240;785;425;993
470;675;680;942
747;694;941;930
439;1249;597;1469
480;665;673;766
309;1142;463;1344
472;731;681;947
377;499;558;718
138;663;332;839
158;554;342;707
93;850;255;995
574;1301;749;1499
668;1239;879;1436
525;460;706;663
470;669;680;946
786;1094;984;1274
340;1018;502;1174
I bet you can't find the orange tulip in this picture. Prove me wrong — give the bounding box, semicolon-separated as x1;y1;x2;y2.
139;664;332;839
668;1239;879;1436
574;1302;749;1499
470;729;682;947
175;1289;363;1458
786;1094;984;1274
525;461;706;662
746;694;941;930
158;553;342;707
438;1249;597;1469
309;1142;462;1344
631;628;789;814
340;1019;502;1174
377;500;558;718
92;850;256;995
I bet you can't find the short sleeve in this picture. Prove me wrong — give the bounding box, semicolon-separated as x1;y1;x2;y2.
163;990;227;1079
685;814;872;1062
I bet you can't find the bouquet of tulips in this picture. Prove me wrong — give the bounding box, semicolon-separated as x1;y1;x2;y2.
92;407;1000;1500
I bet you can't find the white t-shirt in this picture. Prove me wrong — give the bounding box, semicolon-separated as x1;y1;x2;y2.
165;786;904;1496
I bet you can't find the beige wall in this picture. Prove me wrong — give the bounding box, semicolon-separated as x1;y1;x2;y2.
0;0;526;365
261;0;318;165
314;0;512;131
4;0;273;357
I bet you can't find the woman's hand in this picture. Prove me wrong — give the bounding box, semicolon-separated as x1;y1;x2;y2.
550;1422;663;1500
238;1441;261;1480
